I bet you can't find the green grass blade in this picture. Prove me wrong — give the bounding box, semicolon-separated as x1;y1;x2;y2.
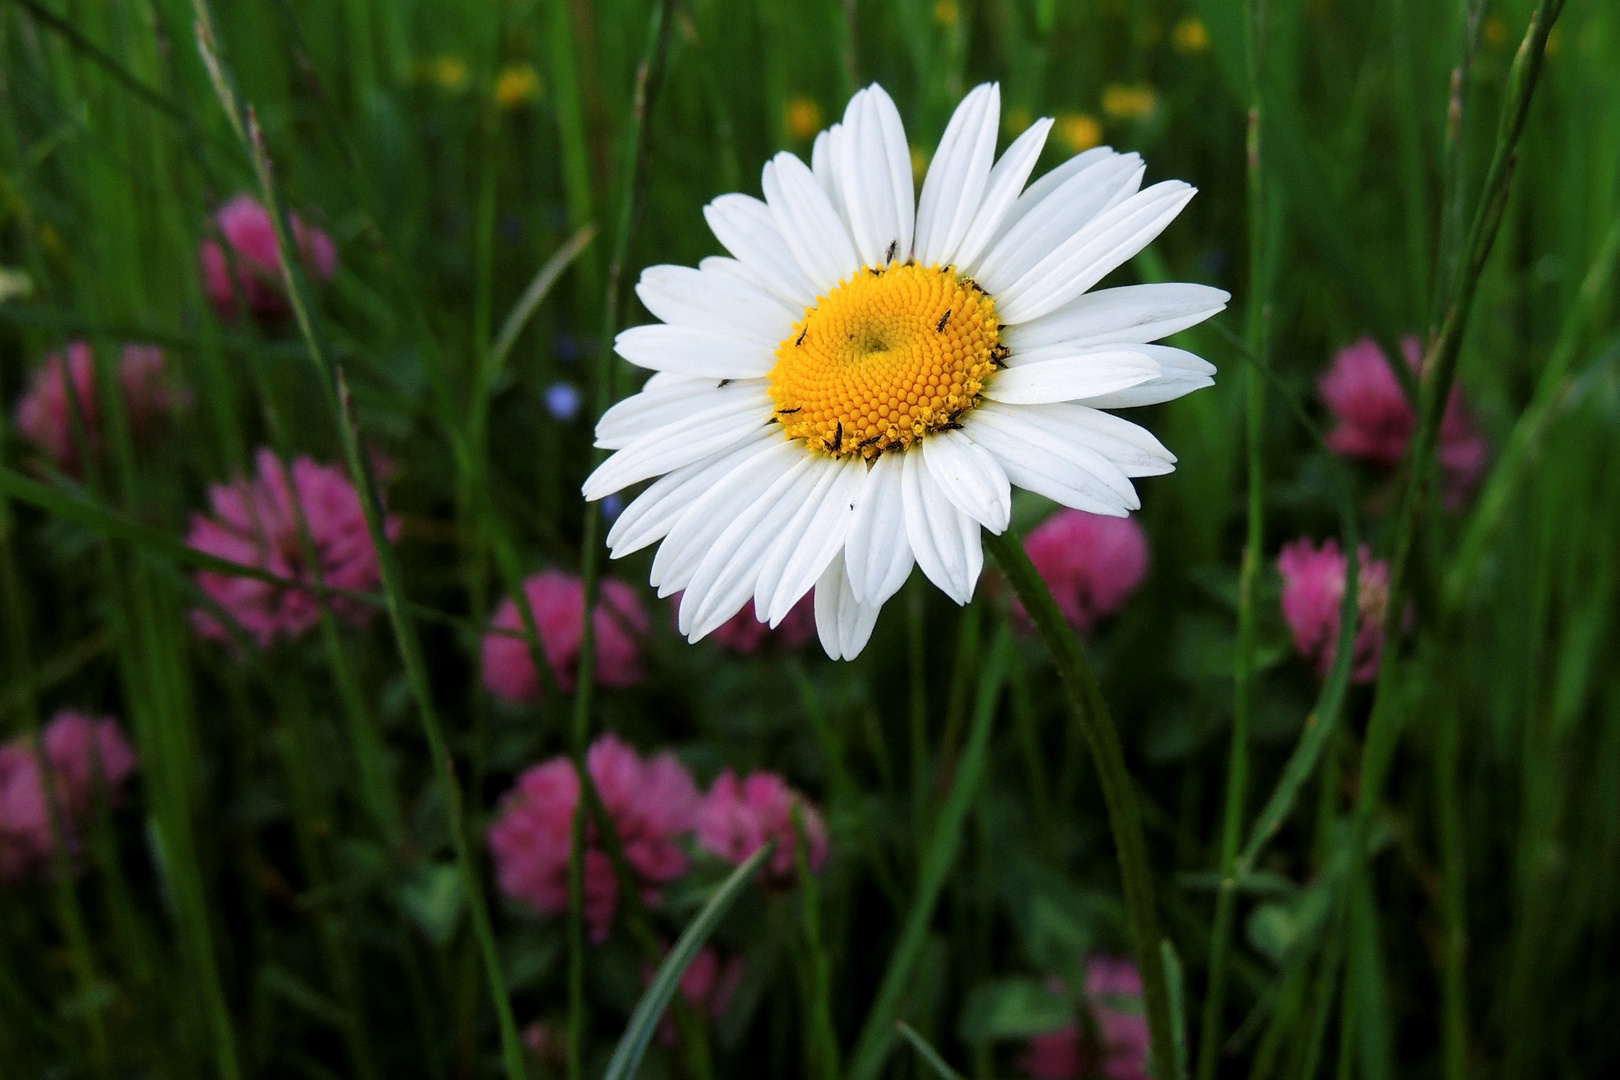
602;842;774;1080
846;624;1011;1080
895;1021;966;1080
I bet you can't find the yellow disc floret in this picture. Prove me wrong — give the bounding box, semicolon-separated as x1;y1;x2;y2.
768;262;1006;459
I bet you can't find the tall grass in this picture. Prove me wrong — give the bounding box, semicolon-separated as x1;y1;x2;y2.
2;0;1618;1078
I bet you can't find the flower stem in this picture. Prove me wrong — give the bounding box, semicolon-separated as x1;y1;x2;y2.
1202;0;1272;1069
984;531;1176;1080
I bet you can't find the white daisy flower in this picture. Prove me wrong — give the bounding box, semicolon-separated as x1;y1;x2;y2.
584;83;1226;660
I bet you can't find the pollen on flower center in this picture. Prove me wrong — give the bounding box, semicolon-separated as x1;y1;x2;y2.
768;262;1006;459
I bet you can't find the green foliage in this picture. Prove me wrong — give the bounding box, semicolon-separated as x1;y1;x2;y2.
2;0;1619;1078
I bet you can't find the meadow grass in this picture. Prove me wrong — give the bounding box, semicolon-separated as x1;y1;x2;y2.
2;0;1618;1078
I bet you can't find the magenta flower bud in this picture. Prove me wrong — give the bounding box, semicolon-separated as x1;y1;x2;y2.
199;193;338;322
1015;509;1150;633
483;571;649;703
186;448;398;649
488;733;699;942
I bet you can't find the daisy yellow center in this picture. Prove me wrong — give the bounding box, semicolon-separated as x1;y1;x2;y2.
768;262;1007;459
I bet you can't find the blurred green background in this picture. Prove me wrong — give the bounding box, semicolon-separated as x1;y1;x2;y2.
1;0;1617;1078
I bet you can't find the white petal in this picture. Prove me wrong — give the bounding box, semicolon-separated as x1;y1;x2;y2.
987;145;1117;245
811;127;850;224
974;149;1135;288
844;449;914;607
614;324;774;379
1005;283;1230;351
759;459;865;625
635;264;796;344
919;428;1010;532
606;428;779;557
901;451;982;605
682;456;823;639
704;194;817;307
914;83;999;268
582;389;774;500
762;152;860;294
1007;402;1177;477
1070;345;1216;408
952;118;1053;272
651;440;803;594
997;181;1197;325
964;404;1137;515
596;377;762;449
839;86;915;267
982;349;1161;405
814;552;882;660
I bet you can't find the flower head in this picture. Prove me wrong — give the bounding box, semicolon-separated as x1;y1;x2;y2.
1172;17;1210;53
1318;336;1488;505
1020;956;1150;1080
1055;113;1103;154
586;83;1222;660
186;448;397;649
1101;85;1158;123
786;98;824;142
0;711;137;882
1017;509;1150;632
483;571;649;703
696;769;829;882
200;194;338;322
495;64;543;107
1277;538;1396;684
13;341;183;468
488;733;699;941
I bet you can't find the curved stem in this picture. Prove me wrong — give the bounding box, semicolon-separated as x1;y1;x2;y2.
985;532;1176;1080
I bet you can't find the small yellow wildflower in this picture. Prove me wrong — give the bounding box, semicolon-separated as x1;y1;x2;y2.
910;145;929;183
431;56;469;93
1055;112;1102;154
933;0;960;28
1172;16;1209;53
495;64;543;107
1483;15;1509;49
785;98;823;142
1102;83;1158;123
1004;107;1032;135
39;224;63;254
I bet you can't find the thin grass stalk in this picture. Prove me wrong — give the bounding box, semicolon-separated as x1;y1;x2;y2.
846;624;1011;1080
1444;218;1620;608
0;492;108;1074
908;579;929;853
985;532;1177;1080
564;6;677;1075
274;678;380;1080
794;808;840;1080
543;0;601;294
1349;0;1563;997
188;11;530;1072
1200;0;1272;1069
1202;322;1362;878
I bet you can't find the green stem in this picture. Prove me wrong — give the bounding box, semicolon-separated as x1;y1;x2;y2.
985;532;1177;1080
189;9;529;1070
565;6;677;1077
1202;0;1271;1066
845;624;1011;1080
794;809;840;1080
